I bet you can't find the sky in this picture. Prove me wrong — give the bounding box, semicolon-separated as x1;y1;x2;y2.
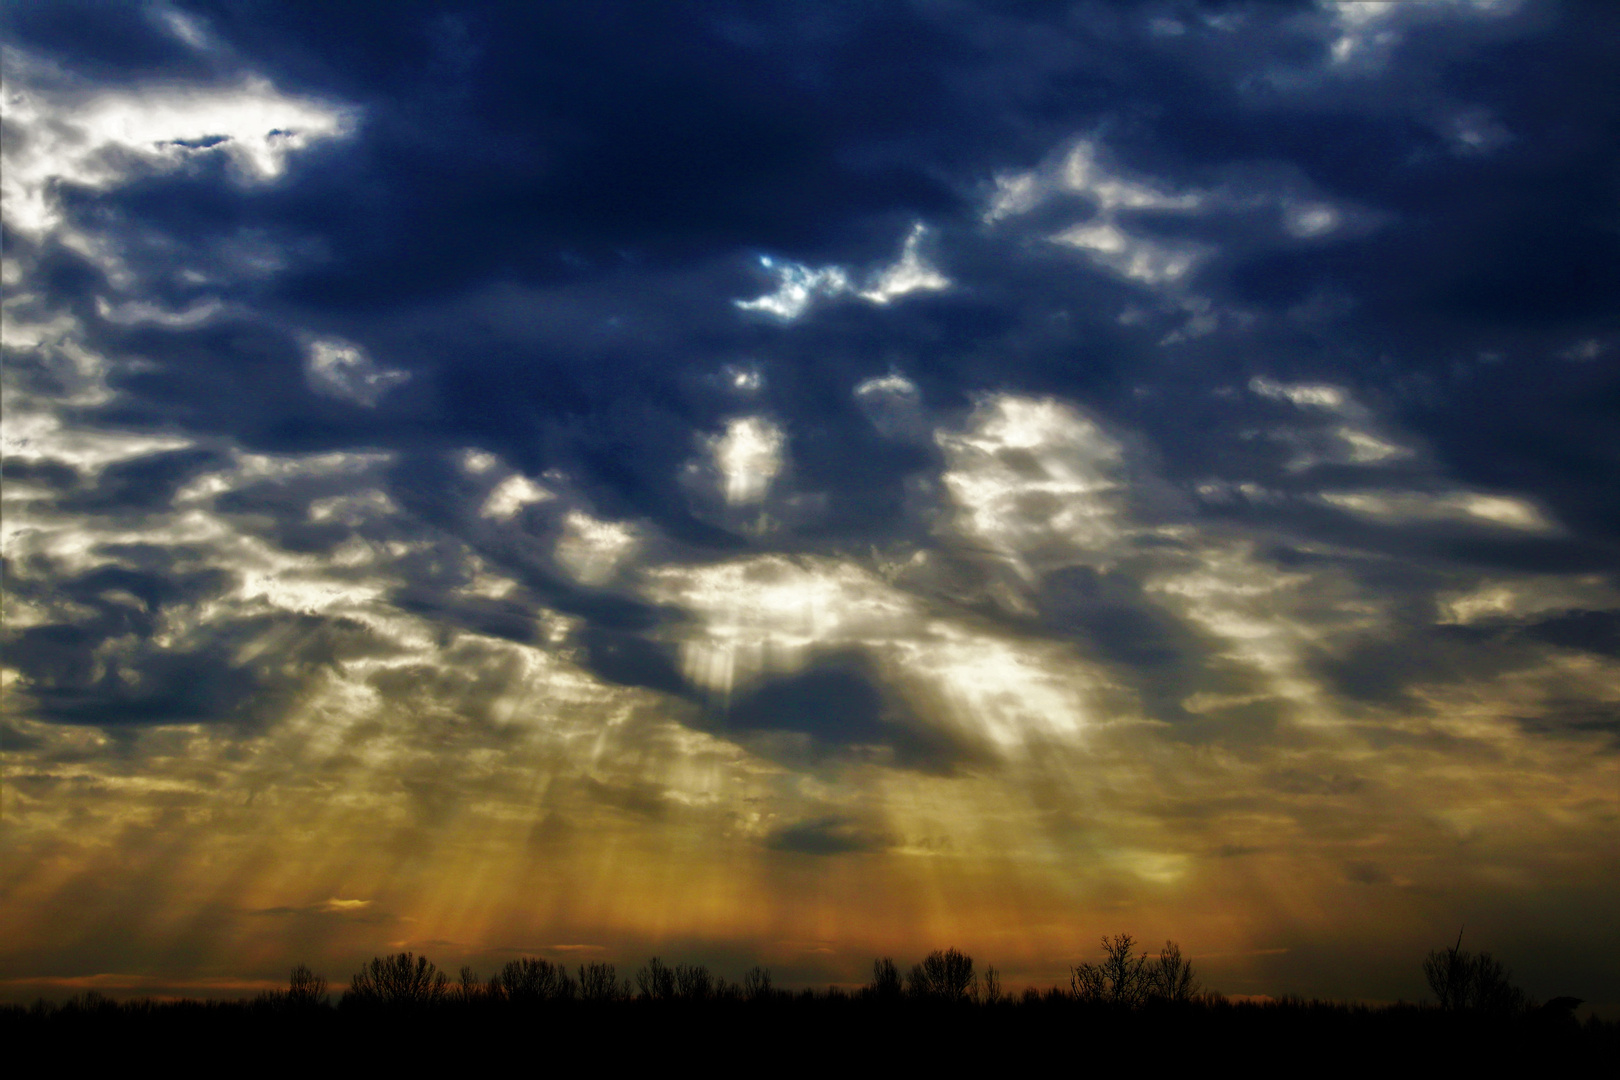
2;0;1617;1010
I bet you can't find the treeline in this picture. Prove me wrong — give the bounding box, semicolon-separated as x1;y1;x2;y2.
293;934;1202;1010
11;932;1595;1022
5;932;1609;1070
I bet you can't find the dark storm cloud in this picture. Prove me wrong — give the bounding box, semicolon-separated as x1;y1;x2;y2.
715;650;973;773
6;1;1610;553
5;0;1617;757
766;815;893;856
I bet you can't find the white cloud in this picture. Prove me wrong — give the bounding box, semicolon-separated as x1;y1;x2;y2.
1249;376;1347;410
1282;201;1341;238
1323;0;1520;70
1051;220;1207;285
722;364;764;393
641;553;1102;752
936;395;1126;576
735;223;948;320
706;416;785;505
95;297;223;327
304;338;411;407
987;137;1366;298
1319;490;1555;532
854;373;927;440
1059;141;1205;214
480;474;555;521
1248;377;1415;469
1446;108;1511;156
555;510;639;585
735;257;853;320
859;224;950;304
1559;339;1603;363
1437;576;1620;625
153;5;212;49
990;140;1213;289
1;62;356;239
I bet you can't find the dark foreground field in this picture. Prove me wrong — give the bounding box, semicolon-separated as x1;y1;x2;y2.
7;991;1613;1072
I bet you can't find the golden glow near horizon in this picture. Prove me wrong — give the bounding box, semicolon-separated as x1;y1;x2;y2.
3;29;1617;1012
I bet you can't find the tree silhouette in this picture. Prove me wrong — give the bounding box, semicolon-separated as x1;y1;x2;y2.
1072;934;1150;1006
455;966;482;1003
493;957;574;1003
868;957;903;1001
673;963;713;1001
287;964;328;1007
908;948;976;1001
577;962;621;1003
742;966;773;1001
347;953;449;1006
981;965;1003;1005
1148;941;1201;1004
1424;932;1526;1015
636;957;677;1001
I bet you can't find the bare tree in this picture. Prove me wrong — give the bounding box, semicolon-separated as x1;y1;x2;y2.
577;962;621;1003
742;966;773;1001
287;964;328;1008
981;965;1003;1005
1466;953;1525;1015
674;963;713;1001
1148;941;1200;1004
455;966;482;1003
908;948;976;1002
636;957;677;1001
493;957;573;1003
1072;934;1150;1006
347;953;449;1006
1424;932;1526;1015
1423;929;1472;1011
868;957;903;1001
